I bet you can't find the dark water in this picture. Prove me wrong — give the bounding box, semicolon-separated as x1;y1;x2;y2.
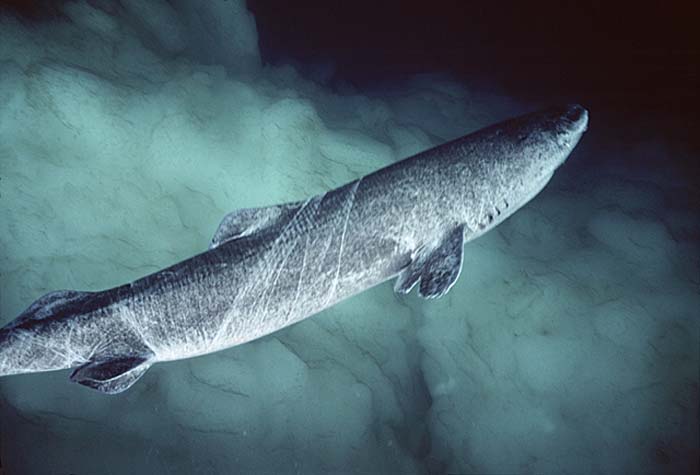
0;1;697;474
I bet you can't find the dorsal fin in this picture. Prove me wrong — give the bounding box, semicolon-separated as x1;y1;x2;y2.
210;201;304;249
9;290;93;329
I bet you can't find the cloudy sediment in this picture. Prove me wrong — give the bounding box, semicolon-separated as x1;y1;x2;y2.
0;1;697;474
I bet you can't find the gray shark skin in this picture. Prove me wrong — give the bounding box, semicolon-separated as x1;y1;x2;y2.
0;104;588;394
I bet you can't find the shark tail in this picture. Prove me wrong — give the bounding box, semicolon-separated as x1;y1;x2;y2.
0;290;95;378
0;327;30;377
1;290;157;394
0;328;11;377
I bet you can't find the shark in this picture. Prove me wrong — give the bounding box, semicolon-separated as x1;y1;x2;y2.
0;104;588;394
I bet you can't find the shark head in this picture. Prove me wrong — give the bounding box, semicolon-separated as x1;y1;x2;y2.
519;103;589;167
460;104;588;236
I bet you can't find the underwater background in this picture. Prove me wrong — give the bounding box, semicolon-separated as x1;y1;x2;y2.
0;1;697;474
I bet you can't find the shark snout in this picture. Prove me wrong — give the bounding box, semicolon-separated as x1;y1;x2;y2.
551;104;588;154
562;104;588;133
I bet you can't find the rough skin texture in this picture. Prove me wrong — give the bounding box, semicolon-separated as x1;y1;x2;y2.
0;104;588;393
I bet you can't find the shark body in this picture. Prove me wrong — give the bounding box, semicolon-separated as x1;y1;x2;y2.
0;104;588;394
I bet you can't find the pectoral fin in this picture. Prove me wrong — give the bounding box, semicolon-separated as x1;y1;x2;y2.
394;248;425;294
394;224;466;299
70;355;153;395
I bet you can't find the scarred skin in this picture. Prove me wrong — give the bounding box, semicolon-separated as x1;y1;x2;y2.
0;104;588;393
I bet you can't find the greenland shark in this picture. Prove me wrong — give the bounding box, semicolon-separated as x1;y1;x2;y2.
0;104;588;394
